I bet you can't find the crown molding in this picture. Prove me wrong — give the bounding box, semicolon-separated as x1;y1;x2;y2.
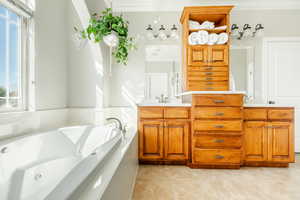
113;0;300;12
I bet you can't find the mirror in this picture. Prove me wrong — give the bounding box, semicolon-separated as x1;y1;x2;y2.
144;45;181;103
230;46;254;103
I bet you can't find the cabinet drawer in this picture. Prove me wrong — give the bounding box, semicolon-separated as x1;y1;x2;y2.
164;107;189;119
194;120;243;131
190;85;229;91
188;71;228;77
244;108;267;120
193;149;241;164
188;81;229;91
268;109;293;120
193;94;244;107
193;107;242;119
139;107;164;119
188;66;228;72
189;81;228;87
194;135;242;148
188;76;228;81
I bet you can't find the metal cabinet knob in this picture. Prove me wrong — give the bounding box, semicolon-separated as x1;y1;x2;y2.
214;139;225;143
214;125;224;128
214;100;225;103
215;155;224;159
215;112;224;116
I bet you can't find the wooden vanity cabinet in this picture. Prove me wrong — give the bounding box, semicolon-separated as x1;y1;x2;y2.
138;107;190;164
244;107;295;166
190;94;244;169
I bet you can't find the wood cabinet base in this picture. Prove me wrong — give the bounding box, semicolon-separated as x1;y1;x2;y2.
187;163;241;169
244;162;289;168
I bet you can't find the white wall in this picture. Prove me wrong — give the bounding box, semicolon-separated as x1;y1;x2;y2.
34;0;68;110
67;0;110;110
108;10;300;106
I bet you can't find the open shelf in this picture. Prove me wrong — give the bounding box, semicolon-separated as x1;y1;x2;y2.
189;29;227;34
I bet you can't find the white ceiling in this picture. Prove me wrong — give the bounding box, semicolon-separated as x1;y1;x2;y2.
112;0;300;12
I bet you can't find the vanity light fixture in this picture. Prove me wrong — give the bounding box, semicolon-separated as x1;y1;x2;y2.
146;24;179;41
231;23;264;40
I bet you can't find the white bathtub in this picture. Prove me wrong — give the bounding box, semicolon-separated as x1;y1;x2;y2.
0;124;122;200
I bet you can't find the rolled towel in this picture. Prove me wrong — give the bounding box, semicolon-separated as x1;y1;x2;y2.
189;20;201;29
214;25;227;30
208;33;219;45
188;32;199;45
201;21;215;29
197;30;209;45
217;32;229;44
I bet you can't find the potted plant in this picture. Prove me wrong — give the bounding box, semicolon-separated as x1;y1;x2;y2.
79;8;135;65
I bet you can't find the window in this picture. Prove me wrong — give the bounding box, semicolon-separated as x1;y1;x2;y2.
0;4;26;112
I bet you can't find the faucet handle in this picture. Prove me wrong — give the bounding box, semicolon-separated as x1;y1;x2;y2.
155;96;161;103
163;96;168;103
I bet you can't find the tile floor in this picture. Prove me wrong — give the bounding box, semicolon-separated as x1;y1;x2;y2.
133;155;300;200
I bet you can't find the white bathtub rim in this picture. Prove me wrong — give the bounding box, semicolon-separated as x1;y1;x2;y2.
70;127;138;200
45;132;123;200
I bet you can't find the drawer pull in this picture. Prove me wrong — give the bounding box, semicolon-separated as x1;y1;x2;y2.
206;67;213;70
213;100;225;103
214;125;224;128
214;139;224;143
215;155;224;159
214;112;224;116
206;82;214;85
206;77;213;81
205;72;213;75
206;87;214;90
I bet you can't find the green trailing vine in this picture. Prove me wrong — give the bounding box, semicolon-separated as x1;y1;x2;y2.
78;8;135;65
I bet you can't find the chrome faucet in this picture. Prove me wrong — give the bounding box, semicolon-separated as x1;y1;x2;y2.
156;94;168;103
106;117;123;131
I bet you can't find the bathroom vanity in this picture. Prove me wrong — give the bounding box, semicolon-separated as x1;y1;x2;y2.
138;6;295;169
138;94;295;169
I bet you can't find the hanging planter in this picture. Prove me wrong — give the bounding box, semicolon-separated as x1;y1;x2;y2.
78;8;136;65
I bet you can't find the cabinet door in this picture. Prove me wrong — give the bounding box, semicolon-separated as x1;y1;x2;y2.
139;120;164;160
244;121;268;162
188;46;208;65
268;122;295;163
164;120;189;161
209;46;228;66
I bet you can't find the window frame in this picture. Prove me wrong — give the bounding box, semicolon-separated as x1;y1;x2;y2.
0;4;29;113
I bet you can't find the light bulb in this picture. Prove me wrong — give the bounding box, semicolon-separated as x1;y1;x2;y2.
158;25;167;40
231;29;240;38
255;28;264;37
158;31;167;40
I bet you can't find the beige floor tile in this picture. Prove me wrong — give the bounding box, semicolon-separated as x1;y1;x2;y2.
133;155;300;200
